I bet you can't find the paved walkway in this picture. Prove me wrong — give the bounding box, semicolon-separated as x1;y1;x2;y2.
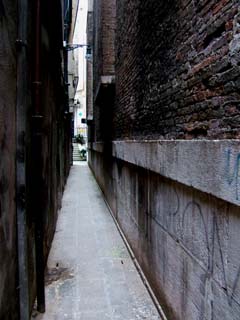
32;163;161;320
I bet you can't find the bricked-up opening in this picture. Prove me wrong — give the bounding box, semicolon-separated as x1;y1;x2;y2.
203;22;226;49
184;126;208;137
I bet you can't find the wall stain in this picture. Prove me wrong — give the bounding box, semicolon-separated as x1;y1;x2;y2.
176;197;240;310
0;173;9;194
45;267;74;286
152;185;240;314
0;199;4;244
225;149;240;200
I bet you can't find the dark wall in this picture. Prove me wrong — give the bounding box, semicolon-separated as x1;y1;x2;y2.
0;1;19;318
0;0;71;318
28;0;72;312
114;0;240;140
40;5;71;257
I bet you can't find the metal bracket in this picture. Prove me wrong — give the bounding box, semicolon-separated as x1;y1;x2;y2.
65;43;91;51
33;81;42;86
16;39;28;49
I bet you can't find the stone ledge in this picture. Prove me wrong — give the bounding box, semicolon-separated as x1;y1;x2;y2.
94;75;115;102
89;142;104;153
90;140;240;206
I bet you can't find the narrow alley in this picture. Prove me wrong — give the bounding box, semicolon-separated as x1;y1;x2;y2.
31;163;163;320
1;0;240;319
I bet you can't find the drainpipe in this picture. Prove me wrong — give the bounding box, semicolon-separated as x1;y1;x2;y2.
16;0;30;319
32;0;45;313
64;18;72;166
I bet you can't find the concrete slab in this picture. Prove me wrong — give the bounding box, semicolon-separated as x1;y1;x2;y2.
31;164;161;320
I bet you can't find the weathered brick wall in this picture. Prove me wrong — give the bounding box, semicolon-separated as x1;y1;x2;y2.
92;0;116;142
93;0;102;98
101;0;116;76
93;0;116;94
114;0;240;140
87;10;93;121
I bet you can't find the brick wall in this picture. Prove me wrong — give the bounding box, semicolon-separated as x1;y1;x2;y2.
93;0;116;96
101;0;116;76
87;10;93;121
114;0;240;140
92;0;116;142
93;0;102;97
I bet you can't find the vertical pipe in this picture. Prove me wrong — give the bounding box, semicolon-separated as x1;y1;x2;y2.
32;0;45;313
64;9;72;168
16;0;30;319
34;0;41;115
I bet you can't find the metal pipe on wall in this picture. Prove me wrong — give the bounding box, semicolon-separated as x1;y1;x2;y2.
34;0;41;115
32;0;45;313
16;0;30;318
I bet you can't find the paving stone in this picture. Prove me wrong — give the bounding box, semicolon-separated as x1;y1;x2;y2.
31;164;161;320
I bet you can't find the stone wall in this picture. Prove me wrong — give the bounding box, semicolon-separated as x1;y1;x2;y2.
114;0;240;140
89;141;240;320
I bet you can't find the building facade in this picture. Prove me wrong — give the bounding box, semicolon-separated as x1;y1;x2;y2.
72;0;88;139
88;1;240;319
0;0;78;318
86;0;94;142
